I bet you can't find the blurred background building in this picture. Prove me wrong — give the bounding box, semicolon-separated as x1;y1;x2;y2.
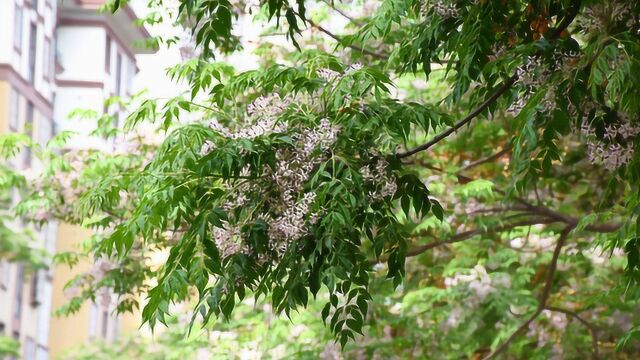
0;0;154;358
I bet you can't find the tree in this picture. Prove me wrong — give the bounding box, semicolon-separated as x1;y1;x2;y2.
3;0;640;357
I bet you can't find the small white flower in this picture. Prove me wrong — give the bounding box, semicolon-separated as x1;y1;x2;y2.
317;68;341;82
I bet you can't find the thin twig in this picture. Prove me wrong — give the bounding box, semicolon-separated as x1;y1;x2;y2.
397;75;518;158
460;146;511;172
320;0;363;26
545;306;599;359
483;226;573;360
295;11;388;59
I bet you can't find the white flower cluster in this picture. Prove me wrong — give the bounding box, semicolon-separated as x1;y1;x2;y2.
316;63;363;83
201;94;291;155
266;119;340;255
213;222;246;259
508;57;552;115
509;232;556;251
222;192;248;212
272;119;338;205
268;192;317;255
360;158;397;201
300;118;340;156
444;264;511;305
208;116;339;259
246;93;291;118
199;90;341;259
540;86;556;113
29;149;90;220
441;265;511;330
515;56;551;89
510;49;581;115
588;143;634;170
200;139;215;156
551;48;581;73
317;68;340;83
526;310;568;352
421;0;459;19
582;115;638;170
582;2;639;35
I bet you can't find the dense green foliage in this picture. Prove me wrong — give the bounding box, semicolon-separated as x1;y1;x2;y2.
3;0;640;357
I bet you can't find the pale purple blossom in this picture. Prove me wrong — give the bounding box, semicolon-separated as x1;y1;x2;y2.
214;222;246;259
360;158;397;200
317;68;340;82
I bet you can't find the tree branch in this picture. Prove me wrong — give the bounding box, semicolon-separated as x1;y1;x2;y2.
483;226;573;360
460;146;511;172
545;306;599;359
406;157;621;234
371;217;556;264
297;12;388;59
397;0;582;159
320;0;363;26
396;75;517;158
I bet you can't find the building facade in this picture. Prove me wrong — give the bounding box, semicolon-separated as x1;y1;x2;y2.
0;1;153;359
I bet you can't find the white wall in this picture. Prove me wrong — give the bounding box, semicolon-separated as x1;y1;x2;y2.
0;0;13;63
54;86;113;152
56;26;106;83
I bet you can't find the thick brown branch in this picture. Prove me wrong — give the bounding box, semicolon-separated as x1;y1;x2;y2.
406;159;621;234
546;0;582;41
483;226;573;360
545;306;599;359
371;217;556;264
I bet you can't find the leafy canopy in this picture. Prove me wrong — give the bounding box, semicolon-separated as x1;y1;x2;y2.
3;0;640;357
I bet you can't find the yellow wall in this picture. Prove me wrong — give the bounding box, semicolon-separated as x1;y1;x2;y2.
50;223;140;359
49;223;93;358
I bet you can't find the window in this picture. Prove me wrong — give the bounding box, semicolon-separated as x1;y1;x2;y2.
0;322;5;335
29;271;40;307
105;35;112;73
24;102;34;168
88;303;98;338
13;264;24;319
8;88;20;132
24;337;36;360
14;6;23;52
37;117;52;146
115;54;123;96
112;314;120;341
28;23;37;85
43;38;51;80
101;310;109;339
0;261;10;289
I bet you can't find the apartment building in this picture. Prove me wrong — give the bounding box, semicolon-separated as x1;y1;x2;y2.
0;0;154;359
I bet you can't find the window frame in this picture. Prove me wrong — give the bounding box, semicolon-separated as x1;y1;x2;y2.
105;35;112;74
27;22;38;85
14;5;23;53
24;101;34;168
8;87;20;132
